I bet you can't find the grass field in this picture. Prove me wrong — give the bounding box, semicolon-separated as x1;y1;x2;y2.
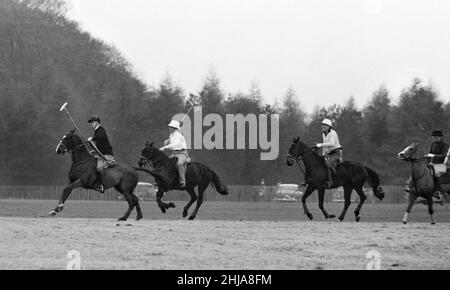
0;200;449;270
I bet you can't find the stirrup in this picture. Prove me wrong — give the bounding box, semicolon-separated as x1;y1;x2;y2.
323;181;333;189
95;184;105;194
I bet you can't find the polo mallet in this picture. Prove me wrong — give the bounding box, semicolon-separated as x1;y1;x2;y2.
60;103;98;156
180;96;200;126
60;102;86;141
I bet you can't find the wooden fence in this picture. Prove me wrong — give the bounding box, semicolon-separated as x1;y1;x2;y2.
0;185;412;204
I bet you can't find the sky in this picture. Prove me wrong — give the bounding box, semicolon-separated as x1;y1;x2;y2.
67;0;450;113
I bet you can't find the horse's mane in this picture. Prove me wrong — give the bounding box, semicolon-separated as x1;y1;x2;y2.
143;145;178;188
71;133;83;144
297;140;327;167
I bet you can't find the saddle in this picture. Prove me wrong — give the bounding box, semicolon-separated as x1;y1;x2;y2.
429;163;447;178
171;156;192;163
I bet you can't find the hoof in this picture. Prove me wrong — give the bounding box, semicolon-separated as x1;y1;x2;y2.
48;211;57;217
356;216;361;223
338;218;344;222
327;215;336;219
183;211;188;218
189;216;196;221
169;203;176;208
136;215;143;221
160;207;167;214
306;213;313;221
118;217;127;222
403;221;407;225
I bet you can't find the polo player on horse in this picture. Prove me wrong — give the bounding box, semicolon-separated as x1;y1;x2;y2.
160;120;189;188
405;129;449;198
87;115;115;193
426;129;449;196
315;119;343;189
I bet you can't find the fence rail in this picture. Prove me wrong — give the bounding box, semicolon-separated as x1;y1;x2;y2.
0;185;413;204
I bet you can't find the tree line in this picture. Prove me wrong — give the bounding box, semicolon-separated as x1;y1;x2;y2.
1;0;449;186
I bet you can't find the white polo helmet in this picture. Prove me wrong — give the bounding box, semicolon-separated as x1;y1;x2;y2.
168;120;181;130
321;119;333;128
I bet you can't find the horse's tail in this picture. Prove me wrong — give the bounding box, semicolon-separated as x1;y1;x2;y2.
211;170;229;196
365;166;385;201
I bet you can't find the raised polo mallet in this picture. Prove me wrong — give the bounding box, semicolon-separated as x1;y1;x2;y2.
60;102;86;141
60;102;105;158
180;96;199;126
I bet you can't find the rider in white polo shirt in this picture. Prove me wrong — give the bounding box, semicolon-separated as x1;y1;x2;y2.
160;120;189;188
316;119;343;189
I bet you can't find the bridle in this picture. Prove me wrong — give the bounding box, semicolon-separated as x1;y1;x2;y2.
287;142;317;175
57;136;85;154
139;150;165;169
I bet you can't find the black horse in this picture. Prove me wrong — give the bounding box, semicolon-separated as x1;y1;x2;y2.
51;129;143;221
287;137;385;222
138;142;229;220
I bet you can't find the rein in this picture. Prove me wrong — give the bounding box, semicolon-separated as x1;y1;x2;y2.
288;144;319;175
140;155;166;169
71;142;95;167
70;143;85;153
288;154;306;174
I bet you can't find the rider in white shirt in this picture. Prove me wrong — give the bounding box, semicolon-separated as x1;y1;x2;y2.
316;119;343;188
160;120;189;187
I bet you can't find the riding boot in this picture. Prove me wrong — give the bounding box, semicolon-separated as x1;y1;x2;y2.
177;163;186;188
433;176;442;198
324;166;334;189
94;171;105;194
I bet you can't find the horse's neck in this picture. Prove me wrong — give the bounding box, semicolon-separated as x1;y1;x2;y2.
303;151;323;173
71;144;92;164
410;161;429;181
154;152;172;168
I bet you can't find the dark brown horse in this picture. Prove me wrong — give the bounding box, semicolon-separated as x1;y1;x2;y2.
398;143;437;225
287;137;385;222
50;129;143;221
138;142;229;220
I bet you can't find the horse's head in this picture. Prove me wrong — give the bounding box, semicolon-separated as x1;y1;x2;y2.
287;137;313;166
398;143;419;161
139;141;160;168
56;129;81;155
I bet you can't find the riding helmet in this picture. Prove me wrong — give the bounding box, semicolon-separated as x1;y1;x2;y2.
88;116;101;124
432;129;443;137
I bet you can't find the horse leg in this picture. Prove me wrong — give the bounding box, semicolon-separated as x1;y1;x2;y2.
403;193;417;224
427;196;436;225
338;186;353;222
132;194;143;221
155;188;173;214
302;185;315;220
49;179;82;216
183;188;198;218
189;185;207;221
318;189;335;219
354;187;367;222
118;192;134;221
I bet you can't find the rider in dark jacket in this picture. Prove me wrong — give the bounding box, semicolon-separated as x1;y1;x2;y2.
88;116;115;193
428;130;449;164
427;129;449;197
